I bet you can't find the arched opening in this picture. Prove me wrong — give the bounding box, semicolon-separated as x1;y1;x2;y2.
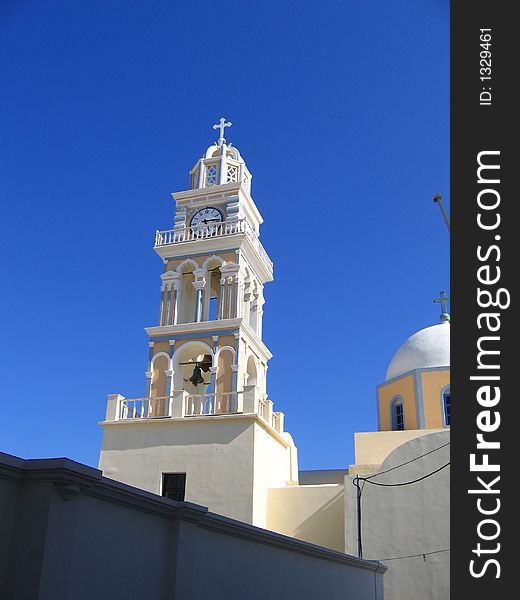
391;396;405;431
216;349;234;414
246;355;258;388
203;257;224;321
150;354;169;417
176;260;197;324
442;387;451;426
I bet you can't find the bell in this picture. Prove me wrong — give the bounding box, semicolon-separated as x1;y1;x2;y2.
189;365;205;386
200;354;212;372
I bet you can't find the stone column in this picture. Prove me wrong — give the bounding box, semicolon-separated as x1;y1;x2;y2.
144;371;153;417
226;276;233;319
218;277;226;319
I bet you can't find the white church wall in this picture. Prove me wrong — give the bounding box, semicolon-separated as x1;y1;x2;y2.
353;429;445;467
345;430;450;600
267;484;345;552
251;421;295;528
0;453;386;600
99;416;257;524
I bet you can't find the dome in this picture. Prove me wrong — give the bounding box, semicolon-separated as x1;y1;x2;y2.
386;323;450;381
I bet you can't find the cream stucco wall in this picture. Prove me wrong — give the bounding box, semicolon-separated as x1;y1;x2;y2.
267;484;345;552
353;429;444;467
345;430;450;600
252;422;296;528
377;374;416;430
99;415;294;528
99;417;257;523
421;370;450;428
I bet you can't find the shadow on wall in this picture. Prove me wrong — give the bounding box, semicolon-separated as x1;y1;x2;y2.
294;490;345;552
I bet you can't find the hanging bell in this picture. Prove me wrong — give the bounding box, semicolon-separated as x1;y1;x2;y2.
189;365;205;386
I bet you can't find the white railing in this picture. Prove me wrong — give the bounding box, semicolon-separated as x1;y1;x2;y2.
112;391;282;432
120;396;172;419
185;392;238;416
258;397;269;421
155;219;273;274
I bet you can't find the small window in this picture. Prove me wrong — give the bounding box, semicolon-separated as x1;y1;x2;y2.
392;400;405;431
162;473;186;501
443;392;451;426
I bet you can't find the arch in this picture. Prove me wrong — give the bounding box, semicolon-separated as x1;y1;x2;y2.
175;259;198;324
202;256;225;321
175;258;198;274
390;395;405;431
246;355;258;387
172;341;214;395
214;345;236;362
150;351;172;370
441;385;451;427
216;348;234;410
201;254;225;272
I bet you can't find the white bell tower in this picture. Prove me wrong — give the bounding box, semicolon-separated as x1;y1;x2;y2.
99;120;298;528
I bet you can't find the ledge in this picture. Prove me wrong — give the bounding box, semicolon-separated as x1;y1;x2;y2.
99;412;290;448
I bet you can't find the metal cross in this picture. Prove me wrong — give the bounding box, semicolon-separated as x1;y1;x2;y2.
434;291;450;322
213;117;232;146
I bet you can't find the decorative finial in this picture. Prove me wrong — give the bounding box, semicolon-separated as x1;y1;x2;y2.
434;291;450;323
213;117;232;147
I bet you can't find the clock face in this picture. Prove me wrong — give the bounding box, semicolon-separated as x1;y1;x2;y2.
190;207;223;228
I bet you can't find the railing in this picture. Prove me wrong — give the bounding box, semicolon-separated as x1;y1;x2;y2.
185;392;238;416
258;397;269;421
120;396;171;419
155;219;273;274
111;391;282;433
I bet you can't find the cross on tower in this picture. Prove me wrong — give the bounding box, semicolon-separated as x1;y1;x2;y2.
213;117;232;146
434;291;450;323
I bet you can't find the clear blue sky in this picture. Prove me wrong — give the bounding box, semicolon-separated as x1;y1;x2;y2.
0;0;449;470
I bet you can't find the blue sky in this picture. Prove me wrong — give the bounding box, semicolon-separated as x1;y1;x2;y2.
0;0;449;470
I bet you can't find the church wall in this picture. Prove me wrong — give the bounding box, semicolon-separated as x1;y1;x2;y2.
251;422;294;528
377;374;416;430
352;429;444;467
99;417;257;524
421;370;450;428
266;484;345;552
0;453;385;600
345;431;450;600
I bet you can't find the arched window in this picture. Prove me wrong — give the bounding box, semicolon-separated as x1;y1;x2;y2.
391;397;405;431
442;387;451;426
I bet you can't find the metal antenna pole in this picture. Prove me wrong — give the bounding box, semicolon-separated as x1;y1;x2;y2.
433;195;450;232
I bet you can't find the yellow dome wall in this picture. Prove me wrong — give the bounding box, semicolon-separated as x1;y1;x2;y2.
377;367;450;431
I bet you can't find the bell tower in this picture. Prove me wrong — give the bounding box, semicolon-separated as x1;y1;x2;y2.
99;120;298;528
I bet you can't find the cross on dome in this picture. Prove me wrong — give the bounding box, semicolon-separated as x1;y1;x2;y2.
213;117;232;146
433;291;450;323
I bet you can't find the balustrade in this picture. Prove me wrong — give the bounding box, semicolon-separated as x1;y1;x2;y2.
155;219;273;274
111;390;282;432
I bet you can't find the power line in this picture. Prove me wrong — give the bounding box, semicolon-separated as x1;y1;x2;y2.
363;441;450;481
361;462;450;487
375;548;450;562
351;442;450;559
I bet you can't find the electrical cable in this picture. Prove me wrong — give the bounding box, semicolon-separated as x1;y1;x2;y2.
351;442;450;560
375;548;450;561
363;441;450;481
360;461;450;487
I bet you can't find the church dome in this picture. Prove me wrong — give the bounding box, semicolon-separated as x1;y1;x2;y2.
385;323;450;381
